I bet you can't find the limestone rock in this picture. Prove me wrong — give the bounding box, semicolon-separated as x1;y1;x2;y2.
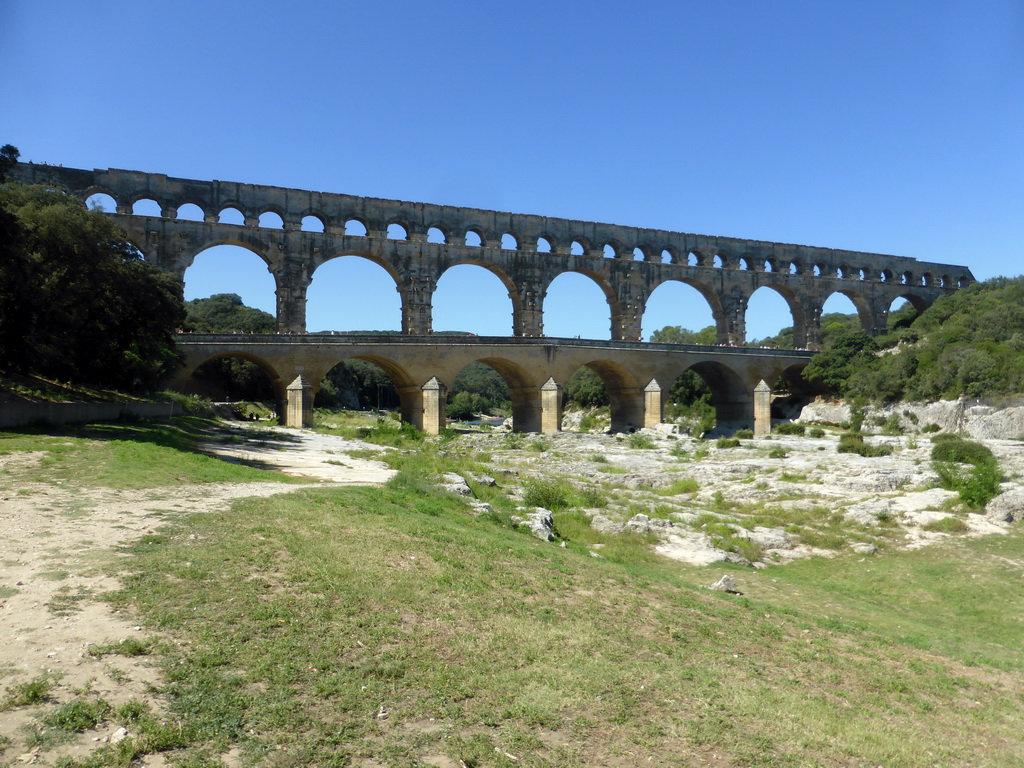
514;508;556;541
440;473;472;496
627;513;652;533
843;498;896;526
850;542;878;555
747;526;794;551
985;488;1024;523
709;575;742;593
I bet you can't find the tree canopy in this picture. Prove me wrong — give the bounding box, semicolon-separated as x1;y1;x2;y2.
0;175;184;391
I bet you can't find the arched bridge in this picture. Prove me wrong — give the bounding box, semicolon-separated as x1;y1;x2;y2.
173;334;814;434
11;163;974;349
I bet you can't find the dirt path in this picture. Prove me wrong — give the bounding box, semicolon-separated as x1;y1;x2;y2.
0;425;395;766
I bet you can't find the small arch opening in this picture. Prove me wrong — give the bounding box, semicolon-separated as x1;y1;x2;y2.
901;271;913;285
880;269;894;283
633;247;646;262
812;263;823;277
465;230;483;247
713;254;725;269
177;203;205;222
536;237;552;253
85;192;117;212
259;211;284;229
603;243;617;259
501;233;518;250
387;223;408;240
345;219;367;237
788;261;801;275
301;215;325;233
858;268;867;281
764;259;776;273
688;252;702;267
661;249;674;264
427;227;447;244
132;198;161;217
570;240;586;256
219;207;245;226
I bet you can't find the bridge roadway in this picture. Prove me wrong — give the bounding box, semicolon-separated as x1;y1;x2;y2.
173;334;816;434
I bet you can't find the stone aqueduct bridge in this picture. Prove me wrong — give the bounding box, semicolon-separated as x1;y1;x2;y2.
11;163;975;432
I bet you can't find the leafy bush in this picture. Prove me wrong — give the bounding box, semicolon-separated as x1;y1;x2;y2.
922;423;941;433
716;437;741;449
774;422;805;436
627;433;655;449
522;478;573;510
930;435;995;466
735;429;754;439
768;446;789;459
930;435;1003;507
809;427;825;438
837;434;893;457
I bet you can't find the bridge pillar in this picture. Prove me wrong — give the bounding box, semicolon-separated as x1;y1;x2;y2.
753;380;772;436
402;277;436;335
421;377;448;435
277;260;311;333
608;386;645;432
514;284;544;337
285;376;314;428
643;380;663;428
540;378;563;433
509;386;542;432
397;385;424;431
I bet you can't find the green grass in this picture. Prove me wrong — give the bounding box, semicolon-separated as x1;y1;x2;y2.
0;417;297;488
98;479;1024;765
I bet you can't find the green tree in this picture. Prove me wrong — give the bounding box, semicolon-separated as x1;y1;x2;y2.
650;325;717;345
0;144;19;183
0;178;184;390
803;329;878;397
185;293;276;333
566;366;608;407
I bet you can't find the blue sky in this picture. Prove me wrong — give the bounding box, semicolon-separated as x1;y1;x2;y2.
4;0;1022;340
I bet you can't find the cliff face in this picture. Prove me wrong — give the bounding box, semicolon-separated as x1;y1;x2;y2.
797;397;1024;440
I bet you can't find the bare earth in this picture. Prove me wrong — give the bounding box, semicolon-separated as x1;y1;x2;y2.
0;425;395;767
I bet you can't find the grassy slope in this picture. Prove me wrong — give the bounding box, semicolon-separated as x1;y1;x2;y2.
112;484;1023;767
2;420;1021;767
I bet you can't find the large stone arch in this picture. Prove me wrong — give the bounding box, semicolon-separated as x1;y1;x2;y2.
683;360;752;429
643;276;726;341
574;358;643;432
745;283;807;346
541;268;620;339
435;259;519;336
821;288;875;334
307;249;405;333
176;350;288;421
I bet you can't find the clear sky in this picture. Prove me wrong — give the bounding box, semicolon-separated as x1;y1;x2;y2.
4;0;1022;341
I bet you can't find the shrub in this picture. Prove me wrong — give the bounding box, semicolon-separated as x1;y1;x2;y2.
522;478;573;510
2;676;53;708
656;478;699;496
774;422;805;436
578;413;596;432
768;446;789;459
809;427;825;438
735;429;754;439
837;434;893;457
716;437;741;449
922;516;969;533
627;433;655;449
882;414;904;435
930;436;995;466
922;423;941;433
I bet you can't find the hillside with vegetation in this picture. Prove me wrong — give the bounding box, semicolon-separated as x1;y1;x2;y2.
799;278;1024;403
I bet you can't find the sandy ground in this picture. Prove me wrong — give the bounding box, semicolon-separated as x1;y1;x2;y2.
0;424;394;767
